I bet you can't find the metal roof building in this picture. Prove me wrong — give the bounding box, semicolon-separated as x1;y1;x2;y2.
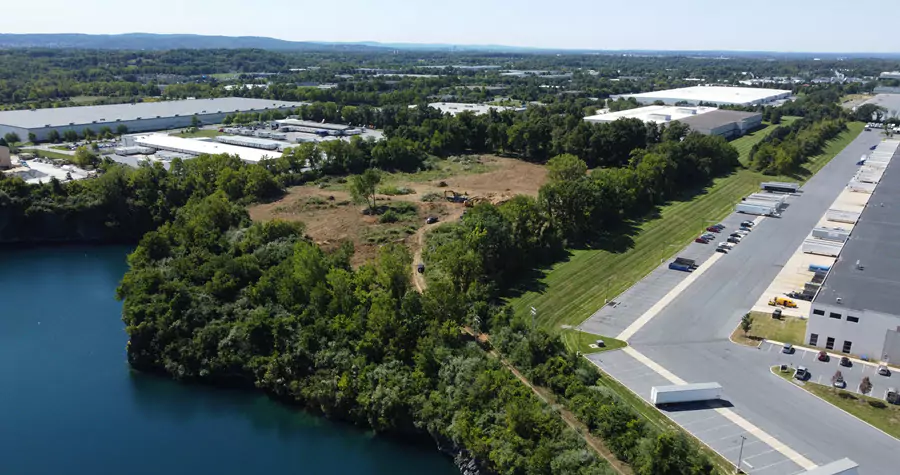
613;86;791;106
806;139;900;362
132;134;282;163
584;106;762;139
584;105;718;124
0;98;306;142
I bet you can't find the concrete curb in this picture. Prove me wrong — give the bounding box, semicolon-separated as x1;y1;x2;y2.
768;366;898;442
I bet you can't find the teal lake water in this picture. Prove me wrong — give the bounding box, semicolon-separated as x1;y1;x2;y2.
0;247;458;475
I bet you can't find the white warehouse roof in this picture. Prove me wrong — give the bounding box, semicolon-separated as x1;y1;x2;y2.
424;102;526;116
0;98;306;129
616;86;791;106
584;105;718;124
133;134;282;163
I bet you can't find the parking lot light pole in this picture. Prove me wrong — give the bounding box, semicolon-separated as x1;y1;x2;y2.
734;435;746;474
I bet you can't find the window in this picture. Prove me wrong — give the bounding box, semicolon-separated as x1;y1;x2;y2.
813;309;825;316
829;312;842;320
847;316;859;323
826;337;835;350
809;333;819;346
842;341;853;353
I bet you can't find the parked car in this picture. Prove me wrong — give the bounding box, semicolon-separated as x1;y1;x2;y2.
701;233;716;240
715;246;728;254
840;356;852;367
817;351;829;362
782;343;794;354
795;366;809;380
727;236;741;244
865;127;872;131
878;365;892;376
713;223;725;230
833;372;846;389
425;216;439;224
740;220;755;228
695;236;710;244
729;232;744;238
707;226;722;233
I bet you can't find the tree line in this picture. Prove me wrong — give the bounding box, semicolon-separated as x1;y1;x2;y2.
748;117;848;175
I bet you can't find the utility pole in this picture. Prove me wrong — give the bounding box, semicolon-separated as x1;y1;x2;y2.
734;435;746;474
530;306;537;331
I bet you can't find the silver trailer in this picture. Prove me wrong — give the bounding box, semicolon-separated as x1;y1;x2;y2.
761;181;800;193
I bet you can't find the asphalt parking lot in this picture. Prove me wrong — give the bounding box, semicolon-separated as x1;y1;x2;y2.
760;341;897;398
588;350;809;475
579;212;761;337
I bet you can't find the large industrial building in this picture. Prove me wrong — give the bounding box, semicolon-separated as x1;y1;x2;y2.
424;102;527;116
129;134;282;163
806;141;900;363
613;86;792;106
584;105;762;139
0;98;306;142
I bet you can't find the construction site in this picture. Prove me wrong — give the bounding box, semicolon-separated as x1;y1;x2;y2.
247;155;547;267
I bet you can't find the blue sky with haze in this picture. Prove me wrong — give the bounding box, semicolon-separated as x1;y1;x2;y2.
5;0;896;52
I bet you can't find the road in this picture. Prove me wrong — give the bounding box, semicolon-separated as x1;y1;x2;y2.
585;130;900;475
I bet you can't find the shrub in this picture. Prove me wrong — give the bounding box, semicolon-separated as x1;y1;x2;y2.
421;192;443;202
379;210;399;223
379;185;414;196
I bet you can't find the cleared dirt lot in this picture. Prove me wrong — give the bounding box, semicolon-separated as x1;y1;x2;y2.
248;155;547;266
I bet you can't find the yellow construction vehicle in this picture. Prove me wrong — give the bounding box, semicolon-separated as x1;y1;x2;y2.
768;296;798;308
465;196;489;208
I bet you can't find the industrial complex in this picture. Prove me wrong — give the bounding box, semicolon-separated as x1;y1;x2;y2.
806;140;900;362
0;98;306;142
424;102;526;116
584;105;763;139
613;86;792;106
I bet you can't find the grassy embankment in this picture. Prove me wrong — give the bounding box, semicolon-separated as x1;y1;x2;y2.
730;311;807;347
772;366;900;440
509;120;864;338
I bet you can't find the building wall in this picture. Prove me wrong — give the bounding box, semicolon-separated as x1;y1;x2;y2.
0;124;31;142
14;106;296;142
0;145;10;169
806;301;900;361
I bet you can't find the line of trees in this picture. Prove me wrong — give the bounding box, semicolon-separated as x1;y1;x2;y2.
748;117;847;175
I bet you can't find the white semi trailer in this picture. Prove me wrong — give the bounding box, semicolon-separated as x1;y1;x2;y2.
736;202;777;216
650;383;722;406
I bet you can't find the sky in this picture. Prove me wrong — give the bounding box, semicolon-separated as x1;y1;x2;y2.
3;0;898;53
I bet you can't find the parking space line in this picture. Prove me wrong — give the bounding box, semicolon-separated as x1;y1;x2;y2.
743;461;754;469
720;439;761;453
744;448;776;461
716;431;747;441
622;347;688;384
751;458;795;474
692;423;736;436
715;408;817;470
676;414;721;428
616;252;724;341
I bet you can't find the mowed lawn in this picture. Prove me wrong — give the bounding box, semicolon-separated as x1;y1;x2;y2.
509;121;864;333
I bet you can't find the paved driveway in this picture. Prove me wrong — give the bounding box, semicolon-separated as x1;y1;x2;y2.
585;132;900;475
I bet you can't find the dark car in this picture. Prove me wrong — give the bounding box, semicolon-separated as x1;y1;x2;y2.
715;247;728;253
782;343;794;354
730;232;744;238
817;351;829;362
740;220;754;228
727;236;741;244
707;226;722;233
425;216;439;224
840;356;852;367
795;366;810;380
416;264;425;274
695;237;710;244
713;223;726;230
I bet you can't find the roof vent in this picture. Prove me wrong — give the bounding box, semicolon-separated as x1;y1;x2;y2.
836;297;843;304
856;260;864;270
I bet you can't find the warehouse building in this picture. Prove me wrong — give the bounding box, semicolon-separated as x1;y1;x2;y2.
423;102;526;116
677;110;763;139
130;134;282;163
805;141;900;363
0;98;306;142
612;86;792;106
584;105;718;124
584;105;762;139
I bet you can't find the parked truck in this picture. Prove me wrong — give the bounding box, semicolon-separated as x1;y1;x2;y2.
761;181;800;193
736;202;778;216
650;383;723;406
668;257;698;272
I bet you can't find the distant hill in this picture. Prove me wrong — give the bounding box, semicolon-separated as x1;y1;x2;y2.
0;33;387;51
0;33;898;58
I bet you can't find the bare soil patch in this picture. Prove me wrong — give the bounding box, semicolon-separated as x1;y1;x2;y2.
248;156;546;267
